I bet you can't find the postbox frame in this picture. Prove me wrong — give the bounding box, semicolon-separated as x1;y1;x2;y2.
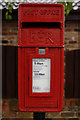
18;3;64;112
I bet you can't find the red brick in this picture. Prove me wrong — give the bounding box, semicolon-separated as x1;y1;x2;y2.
2;99;10;112
23;112;33;118
2;37;5;40
76;112;80;117
9;32;18;35
2;32;8;35
64;67;66;73
17;112;33;118
17;112;25;118
69;41;77;44
66;21;78;28
2;106;10;112
71;99;76;107
2;28;8;31
64;51;66;56
10;99;18;106
0;106;2;112
65;29;72;32
2;111;17;118
21;118;33;120
67;118;79;120
76;99;80;106
61;112;74;117
2;118;25;120
46;112;60;118
50;118;65;120
4;99;10;106
10;107;19;112
9;99;18;112
7;36;15;40
9;25;17;27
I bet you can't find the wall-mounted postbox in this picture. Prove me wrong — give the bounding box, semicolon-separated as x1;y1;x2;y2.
18;3;64;112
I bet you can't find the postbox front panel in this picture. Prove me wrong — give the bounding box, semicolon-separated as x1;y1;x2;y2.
18;3;64;112
20;28;62;46
18;47;64;112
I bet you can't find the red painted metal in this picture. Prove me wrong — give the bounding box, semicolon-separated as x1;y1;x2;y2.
18;3;64;112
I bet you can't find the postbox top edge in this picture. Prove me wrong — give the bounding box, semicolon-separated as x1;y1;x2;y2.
19;3;64;9
19;3;64;22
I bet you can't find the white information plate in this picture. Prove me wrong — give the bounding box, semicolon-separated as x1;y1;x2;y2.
32;58;51;93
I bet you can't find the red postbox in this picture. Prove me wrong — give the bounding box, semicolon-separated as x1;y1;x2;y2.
18;3;64;112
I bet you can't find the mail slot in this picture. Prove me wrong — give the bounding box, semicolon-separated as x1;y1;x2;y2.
18;3;64;112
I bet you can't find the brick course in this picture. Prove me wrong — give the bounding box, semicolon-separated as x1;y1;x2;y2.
1;99;80;119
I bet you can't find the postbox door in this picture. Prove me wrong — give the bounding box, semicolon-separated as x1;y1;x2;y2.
24;48;61;108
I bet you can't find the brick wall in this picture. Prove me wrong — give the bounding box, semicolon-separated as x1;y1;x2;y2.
2;12;80;119
2;20;18;45
64;20;80;99
1;99;80;119
2;17;80;50
2;19;80;49
65;20;80;50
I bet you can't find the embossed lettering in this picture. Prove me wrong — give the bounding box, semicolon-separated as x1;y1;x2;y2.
23;7;60;17
30;31;54;44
